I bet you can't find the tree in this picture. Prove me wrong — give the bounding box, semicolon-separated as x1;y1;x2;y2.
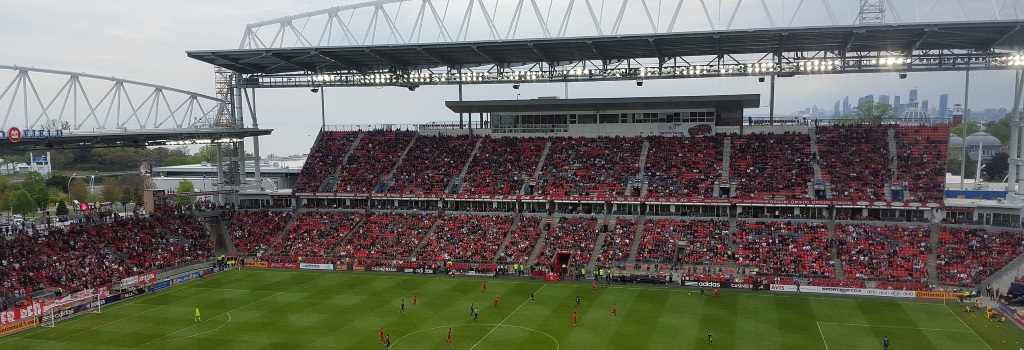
946;148;977;177
174;179;196;205
984;152;1010;181
10;189;36;216
194;145;219;163
162;156;197;167
950;121;983;139
69;179;90;202
120;185;136;205
843;101;895;124
55;200;69;216
0;177;17;213
100;177;121;203
46;175;71;190
987;113;1013;144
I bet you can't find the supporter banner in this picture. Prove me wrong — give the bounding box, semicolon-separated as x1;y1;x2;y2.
682;280;768;290
268;262;300;269
0;317;38;337
244;261;269;268
299;263;334;271
915;291;962;300
769;285;916;298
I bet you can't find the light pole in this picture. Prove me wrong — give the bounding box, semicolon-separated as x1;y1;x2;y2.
66;173;77;195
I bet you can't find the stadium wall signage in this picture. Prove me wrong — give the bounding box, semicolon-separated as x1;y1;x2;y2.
0;317;38;337
268;262;300;269
914;291;961;300
371;266;398;272
682;280;768;290
243;261;269;268
657;123;715;137
998;304;1024;328
770;284;916;298
299;263;334;271
0;127;64;143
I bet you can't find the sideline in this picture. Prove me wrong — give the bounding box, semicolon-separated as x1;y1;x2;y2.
944;303;994;350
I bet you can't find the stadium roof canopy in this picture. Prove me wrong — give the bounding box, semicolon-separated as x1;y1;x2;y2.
189;20;1024;81
446;95;760;114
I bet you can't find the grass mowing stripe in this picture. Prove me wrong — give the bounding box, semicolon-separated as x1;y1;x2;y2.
0;268;239;346
128;291;281;350
470;284;547;349
816;322;974;332
945;303;994;350
50;305;165;342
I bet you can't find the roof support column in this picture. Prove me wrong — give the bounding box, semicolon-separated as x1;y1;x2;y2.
459;83;464;129
1010;69;1024;195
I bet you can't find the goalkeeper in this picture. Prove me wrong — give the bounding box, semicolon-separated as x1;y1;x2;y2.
195;307;202;322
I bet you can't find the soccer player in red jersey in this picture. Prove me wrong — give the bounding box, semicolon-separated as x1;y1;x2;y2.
714;288;721;297
572;311;578;327
493;294;499;308
446;328;452;345
482;281;487;293
413;293;418;306
592;280;597;293
612;304;617;316
379;328;385;344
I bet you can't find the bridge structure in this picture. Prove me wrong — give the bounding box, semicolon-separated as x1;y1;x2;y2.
0;65;273;198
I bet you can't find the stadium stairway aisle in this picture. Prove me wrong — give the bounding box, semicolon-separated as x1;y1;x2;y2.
492;215;522;263
447;138;484;194
378;133;419;192
586;216;611;273
927;223;940;285
266;213;301;253
809;127;824;181
319;132;365;192
526;216;557;266
332;211;368;254
721;137;731;179
522;140;552;195
410;215;444;258
624;215;647;264
886;127;899;185
627;140;651;196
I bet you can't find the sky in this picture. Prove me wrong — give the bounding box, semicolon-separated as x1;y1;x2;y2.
2;0;1023;157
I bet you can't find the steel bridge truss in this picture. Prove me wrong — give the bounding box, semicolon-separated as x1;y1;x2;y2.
238;0;1023;49
0;65;230;132
237;50;1024;89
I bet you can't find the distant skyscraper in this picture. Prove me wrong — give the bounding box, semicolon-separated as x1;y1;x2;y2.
834;101;841;117
909;88;918;104
864;94;874;103
921;100;929;114
879;95;890;105
939;94;949;118
843;96;851;115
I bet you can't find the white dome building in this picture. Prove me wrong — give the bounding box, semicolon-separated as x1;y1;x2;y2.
962;131;1003;161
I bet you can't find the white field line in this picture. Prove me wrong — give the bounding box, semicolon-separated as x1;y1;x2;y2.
129;291;281;350
945;304;994;350
470;284;547;350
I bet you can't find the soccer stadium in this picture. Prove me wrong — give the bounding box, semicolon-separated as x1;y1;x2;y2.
6;1;1024;349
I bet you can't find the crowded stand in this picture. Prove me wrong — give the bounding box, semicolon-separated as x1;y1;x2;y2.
537;137;643;197
496;216;544;264
222;210;293;256
335;130;417;193
595;218;637;267
418;214;514;262
644;135;724;198
274;211;365;257
835;224;929;282
388;135;477;195
729;133;815;198
534;217;599;268
294;131;360;193
461;137;547;195
635;219;731;265
732;221;834;277
895;125;949;203
938;227;1024;286
340;212;438;261
0;212;210;296
816;125;891;200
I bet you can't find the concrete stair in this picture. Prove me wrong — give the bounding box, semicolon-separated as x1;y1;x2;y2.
624;215;647;265
332;212;368;255
375;133;419;193
586;217;611;272
522;140;551;195
267;213;300;254
321;131;364;192
492;215;521;263
410;215;444;258
526;216;557;266
927;223;940;285
446;137;483;194
809;127;824;181
627;140;650;196
722;137;732;179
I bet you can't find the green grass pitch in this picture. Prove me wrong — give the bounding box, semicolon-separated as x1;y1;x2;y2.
2;269;1023;349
